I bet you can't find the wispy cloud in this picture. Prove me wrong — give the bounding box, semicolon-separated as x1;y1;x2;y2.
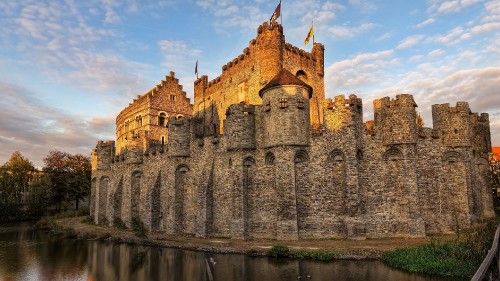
327;23;377;39
325;50;397;93
427;0;482;15
0;80;114;167
397;34;425;49
415;18;436;28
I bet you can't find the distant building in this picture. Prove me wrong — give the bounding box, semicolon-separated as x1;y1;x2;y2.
91;21;494;240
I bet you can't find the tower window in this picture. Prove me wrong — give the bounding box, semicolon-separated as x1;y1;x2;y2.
279;98;288;109
297;98;305;109
265;101;271;112
170;95;175;101
158;113;167;126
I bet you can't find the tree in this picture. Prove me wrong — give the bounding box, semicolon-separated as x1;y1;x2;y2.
0;151;35;203
43;150;71;212
0;151;35;220
42;150;91;211
66;154;91;210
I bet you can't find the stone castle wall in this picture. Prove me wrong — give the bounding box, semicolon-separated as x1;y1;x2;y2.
91;91;494;240
91;21;494;241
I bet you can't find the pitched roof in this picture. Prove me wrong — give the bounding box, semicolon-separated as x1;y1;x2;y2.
258;68;313;98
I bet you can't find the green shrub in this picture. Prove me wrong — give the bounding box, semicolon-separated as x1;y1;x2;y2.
269;245;336;261
113;216;127;229
383;220;497;278
131;217;147;238
270;245;290;258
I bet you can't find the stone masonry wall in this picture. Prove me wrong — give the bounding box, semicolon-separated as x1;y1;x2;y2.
91;90;495;240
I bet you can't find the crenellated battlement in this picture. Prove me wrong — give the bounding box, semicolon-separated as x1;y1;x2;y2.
324;94;363;133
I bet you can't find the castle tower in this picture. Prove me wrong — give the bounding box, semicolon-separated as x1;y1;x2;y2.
260;69;312;148
224;104;256;151
254;21;284;84
374;94;418;145
324;94;363;134
92;140;115;171
432;102;472;147
167;116;191;157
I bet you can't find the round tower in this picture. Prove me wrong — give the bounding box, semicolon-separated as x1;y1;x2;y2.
259;69;312;148
377;94;418;145
224;104;256;151
432;102;472;147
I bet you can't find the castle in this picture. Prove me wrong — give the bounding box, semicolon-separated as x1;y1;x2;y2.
90;21;494;240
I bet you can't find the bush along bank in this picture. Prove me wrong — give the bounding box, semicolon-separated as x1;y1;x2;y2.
383;220;498;278
269;245;336;262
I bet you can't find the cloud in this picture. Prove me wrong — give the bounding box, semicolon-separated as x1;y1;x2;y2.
428;49;445;57
348;0;377;13
396;34;425;49
415;18;436;28
427;0;481;15
327;23;377;39
195;0;267;33
325;50;397;93
0;80;115;167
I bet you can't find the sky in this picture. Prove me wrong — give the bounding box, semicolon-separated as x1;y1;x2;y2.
0;0;499;168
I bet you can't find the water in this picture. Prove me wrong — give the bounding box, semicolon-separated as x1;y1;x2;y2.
0;222;460;281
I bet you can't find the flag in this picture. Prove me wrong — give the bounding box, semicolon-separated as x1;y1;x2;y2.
195;60;198;78
304;23;314;45
270;1;281;22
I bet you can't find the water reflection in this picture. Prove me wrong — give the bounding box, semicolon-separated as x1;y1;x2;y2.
87;243;459;281
0;223;462;281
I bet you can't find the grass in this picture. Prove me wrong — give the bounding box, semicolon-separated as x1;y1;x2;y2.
383;220;497;278
269;245;336;261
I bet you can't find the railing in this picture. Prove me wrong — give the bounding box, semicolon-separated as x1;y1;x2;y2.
471;225;500;281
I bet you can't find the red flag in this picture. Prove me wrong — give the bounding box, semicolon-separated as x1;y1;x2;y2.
270;1;281;22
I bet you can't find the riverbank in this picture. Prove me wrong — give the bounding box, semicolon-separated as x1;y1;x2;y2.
41;216;457;260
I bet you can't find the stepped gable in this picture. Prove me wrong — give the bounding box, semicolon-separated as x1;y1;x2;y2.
258;68;313;98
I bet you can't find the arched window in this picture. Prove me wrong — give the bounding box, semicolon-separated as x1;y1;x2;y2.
296;70;307;82
294;150;309;163
158;113;167;126
265;152;275;165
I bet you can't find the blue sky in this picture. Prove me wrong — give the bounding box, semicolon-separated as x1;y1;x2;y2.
0;0;499;167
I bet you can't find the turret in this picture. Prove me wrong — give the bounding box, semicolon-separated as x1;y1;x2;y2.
471;113;491;154
94;140;115;171
374;94;418;145
311;43;325;78
324;94;363;133
224;104;256;150
260;69;312;148
167;116;191;157
254;21;284;84
432;102;472;147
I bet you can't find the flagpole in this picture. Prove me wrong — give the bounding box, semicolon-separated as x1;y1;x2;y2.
280;0;282;26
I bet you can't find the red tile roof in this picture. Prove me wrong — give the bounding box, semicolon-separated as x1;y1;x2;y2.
259;68;313;98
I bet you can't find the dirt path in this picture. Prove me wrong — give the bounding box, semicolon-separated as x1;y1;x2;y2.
57;216;456;259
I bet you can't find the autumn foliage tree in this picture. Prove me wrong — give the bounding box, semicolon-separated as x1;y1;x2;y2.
0;151;36;220
43;150;91;211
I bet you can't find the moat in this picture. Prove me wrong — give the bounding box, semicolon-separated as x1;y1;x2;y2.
0;222;462;281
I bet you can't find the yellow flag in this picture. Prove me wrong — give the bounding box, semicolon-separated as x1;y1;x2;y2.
304;23;314;45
